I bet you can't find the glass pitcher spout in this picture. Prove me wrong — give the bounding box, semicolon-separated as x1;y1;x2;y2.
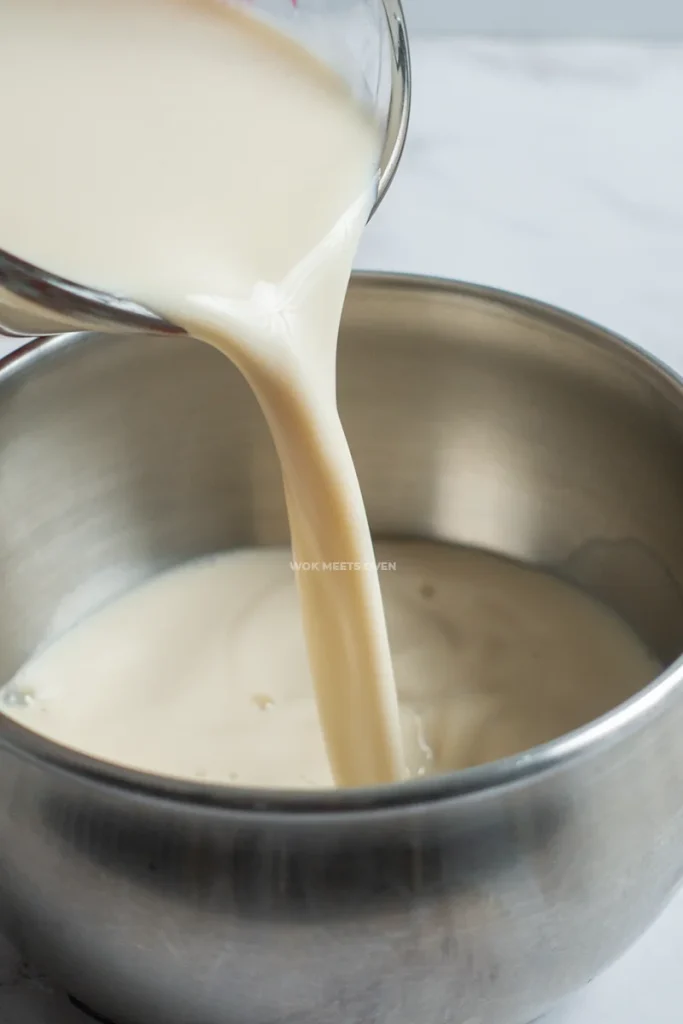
0;0;411;339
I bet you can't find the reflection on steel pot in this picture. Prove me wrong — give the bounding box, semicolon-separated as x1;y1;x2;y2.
0;274;682;1024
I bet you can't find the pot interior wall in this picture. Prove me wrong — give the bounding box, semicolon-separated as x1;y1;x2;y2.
0;277;682;680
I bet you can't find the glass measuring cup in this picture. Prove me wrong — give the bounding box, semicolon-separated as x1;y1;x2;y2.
0;0;411;338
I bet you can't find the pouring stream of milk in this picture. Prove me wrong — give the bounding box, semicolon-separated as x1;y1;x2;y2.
0;0;405;786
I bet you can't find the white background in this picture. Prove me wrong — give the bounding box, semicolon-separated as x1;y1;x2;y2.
404;0;683;39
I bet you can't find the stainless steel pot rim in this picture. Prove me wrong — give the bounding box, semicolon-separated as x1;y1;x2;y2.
1;272;682;818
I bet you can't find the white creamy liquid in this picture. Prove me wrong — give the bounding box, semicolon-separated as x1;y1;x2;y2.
0;0;660;791
3;542;659;788
0;0;405;787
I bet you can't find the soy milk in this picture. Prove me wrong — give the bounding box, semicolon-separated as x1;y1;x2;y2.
0;0;659;790
0;0;404;786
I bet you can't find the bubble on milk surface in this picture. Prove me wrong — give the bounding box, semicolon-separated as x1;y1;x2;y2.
1;686;36;710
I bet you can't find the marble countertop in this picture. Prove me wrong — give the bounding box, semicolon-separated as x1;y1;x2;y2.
360;39;683;375
2;36;683;1024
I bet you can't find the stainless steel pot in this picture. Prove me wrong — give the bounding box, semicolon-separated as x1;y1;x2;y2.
0;274;682;1024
